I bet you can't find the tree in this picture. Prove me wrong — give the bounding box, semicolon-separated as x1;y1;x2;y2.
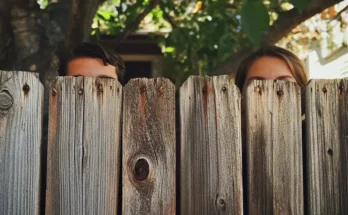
0;0;344;86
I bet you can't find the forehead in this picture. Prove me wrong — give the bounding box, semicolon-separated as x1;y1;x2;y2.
247;56;292;76
66;57;117;78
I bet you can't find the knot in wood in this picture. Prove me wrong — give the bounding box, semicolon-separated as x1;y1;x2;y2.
0;90;14;110
22;84;30;95
222;86;227;92
78;89;84;95
216;196;226;210
134;158;150;181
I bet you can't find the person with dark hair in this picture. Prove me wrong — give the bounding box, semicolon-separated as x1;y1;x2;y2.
58;42;125;83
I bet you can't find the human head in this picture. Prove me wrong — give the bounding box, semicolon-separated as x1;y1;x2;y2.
235;45;308;91
58;42;125;83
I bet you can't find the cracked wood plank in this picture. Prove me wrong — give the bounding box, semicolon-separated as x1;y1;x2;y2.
0;71;43;215
306;79;348;214
46;77;122;215
122;78;176;215
245;80;303;215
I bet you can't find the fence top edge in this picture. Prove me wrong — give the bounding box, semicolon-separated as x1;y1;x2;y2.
0;70;43;87
124;77;175;89
51;76;122;87
306;78;348;87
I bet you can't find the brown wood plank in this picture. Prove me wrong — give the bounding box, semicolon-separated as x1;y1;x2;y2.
122;78;176;215
179;76;243;215
306;78;348;214
46;77;122;214
245;80;303;215
0;71;43;215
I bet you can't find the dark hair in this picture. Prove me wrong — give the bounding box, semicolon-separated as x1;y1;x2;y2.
58;42;125;83
235;45;308;90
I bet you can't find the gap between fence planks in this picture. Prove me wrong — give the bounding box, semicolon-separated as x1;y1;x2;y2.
46;77;122;215
0;71;43;215
180;76;243;215
306;79;348;214
122;78;176;215
245;80;303;215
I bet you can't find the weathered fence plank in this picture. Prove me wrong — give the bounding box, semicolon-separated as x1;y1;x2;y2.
122;78;176;215
306;79;348;214
245;80;303;215
46;77;122;215
179;76;243;215
0;71;43;215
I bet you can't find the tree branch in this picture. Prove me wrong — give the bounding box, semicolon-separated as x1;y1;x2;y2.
113;0;159;46
211;0;344;76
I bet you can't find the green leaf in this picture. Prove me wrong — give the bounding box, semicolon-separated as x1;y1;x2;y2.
165;47;175;53
241;0;270;46
290;0;310;12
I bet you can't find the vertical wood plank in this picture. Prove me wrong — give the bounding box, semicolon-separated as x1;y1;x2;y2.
179;76;243;215
245;80;303;215
306;79;348;214
0;71;43;215
83;78;122;215
122;78;176;215
46;77;122;214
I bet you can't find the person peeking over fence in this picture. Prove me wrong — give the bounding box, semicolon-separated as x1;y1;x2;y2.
58;42;125;84
235;45;308;91
235;45;309;151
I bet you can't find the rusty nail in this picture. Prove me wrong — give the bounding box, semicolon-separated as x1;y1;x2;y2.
78;89;84;95
23;84;30;93
52;89;57;96
222;86;227;92
322;87;327;93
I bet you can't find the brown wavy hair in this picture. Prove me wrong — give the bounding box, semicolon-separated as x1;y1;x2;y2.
58;42;125;83
235;45;309;90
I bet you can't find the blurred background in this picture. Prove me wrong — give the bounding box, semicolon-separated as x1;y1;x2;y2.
1;0;347;87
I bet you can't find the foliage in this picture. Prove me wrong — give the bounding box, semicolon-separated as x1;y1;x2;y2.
40;0;342;86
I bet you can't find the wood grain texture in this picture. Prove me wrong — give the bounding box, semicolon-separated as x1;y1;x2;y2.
179;76;243;215
306;79;348;215
46;77;122;215
245;80;303;215
122;78;176;215
0;71;43;215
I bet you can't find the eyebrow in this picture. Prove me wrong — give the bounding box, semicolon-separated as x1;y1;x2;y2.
72;75;114;79
248;75;294;81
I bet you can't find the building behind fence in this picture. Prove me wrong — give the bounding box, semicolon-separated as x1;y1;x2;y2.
0;71;347;215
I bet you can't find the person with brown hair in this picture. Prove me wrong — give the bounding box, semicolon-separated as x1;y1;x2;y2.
235;45;309;92
58;42;125;83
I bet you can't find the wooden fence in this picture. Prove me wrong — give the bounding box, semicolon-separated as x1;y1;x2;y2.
0;71;347;215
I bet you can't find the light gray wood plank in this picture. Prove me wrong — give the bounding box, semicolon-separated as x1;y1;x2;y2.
306;78;348;215
83;78;122;215
0;71;43;215
245;80;303;215
122;78;176;215
46;77;122;215
179;76;243;215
